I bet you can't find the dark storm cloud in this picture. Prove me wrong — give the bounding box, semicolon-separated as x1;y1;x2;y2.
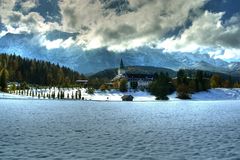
218;28;240;49
99;0;132;15
46;30;78;41
98;24;136;41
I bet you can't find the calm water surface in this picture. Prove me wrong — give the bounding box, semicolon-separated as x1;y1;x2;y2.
0;100;240;160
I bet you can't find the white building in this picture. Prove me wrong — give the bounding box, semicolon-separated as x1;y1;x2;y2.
112;59;155;89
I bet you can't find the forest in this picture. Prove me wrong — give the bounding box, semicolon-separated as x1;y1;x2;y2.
0;53;85;91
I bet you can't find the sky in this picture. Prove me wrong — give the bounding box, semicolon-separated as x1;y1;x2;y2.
0;0;240;71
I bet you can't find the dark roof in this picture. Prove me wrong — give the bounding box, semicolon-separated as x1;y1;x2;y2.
121;95;134;101
125;73;154;79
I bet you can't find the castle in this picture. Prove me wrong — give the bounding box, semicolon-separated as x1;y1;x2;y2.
112;59;155;89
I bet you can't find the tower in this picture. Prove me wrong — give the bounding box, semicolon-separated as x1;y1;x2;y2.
118;59;125;75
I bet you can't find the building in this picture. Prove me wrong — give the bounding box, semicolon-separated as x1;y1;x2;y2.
121;95;134;101
112;59;155;89
7;82;20;89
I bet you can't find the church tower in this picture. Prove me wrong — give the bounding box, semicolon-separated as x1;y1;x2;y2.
118;59;125;75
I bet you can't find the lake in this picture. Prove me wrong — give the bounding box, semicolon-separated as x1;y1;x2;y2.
0;100;240;160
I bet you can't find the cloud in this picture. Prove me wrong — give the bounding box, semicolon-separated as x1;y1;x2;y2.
0;0;16;20
38;35;75;50
15;0;38;14
5;11;59;34
159;11;240;60
58;0;207;51
0;0;59;35
1;0;239;62
215;49;240;60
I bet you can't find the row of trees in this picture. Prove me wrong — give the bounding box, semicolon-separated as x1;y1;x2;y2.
0;54;85;92
93;69;238;99
175;70;210;99
94;69;239;101
148;69;239;100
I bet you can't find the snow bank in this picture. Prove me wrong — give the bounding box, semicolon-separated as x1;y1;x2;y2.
0;92;33;99
2;88;240;101
192;88;240;100
85;90;156;101
169;88;240;101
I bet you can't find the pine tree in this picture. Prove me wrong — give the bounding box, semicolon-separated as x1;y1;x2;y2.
0;68;9;92
148;73;173;100
176;69;191;99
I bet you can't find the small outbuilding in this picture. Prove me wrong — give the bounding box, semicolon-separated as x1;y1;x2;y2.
121;95;134;101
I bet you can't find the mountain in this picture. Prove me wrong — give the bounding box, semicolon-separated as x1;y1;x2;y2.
228;62;240;73
0;33;239;74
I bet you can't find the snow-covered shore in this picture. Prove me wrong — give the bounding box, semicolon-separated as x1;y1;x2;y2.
1;88;240;101
0;92;33;99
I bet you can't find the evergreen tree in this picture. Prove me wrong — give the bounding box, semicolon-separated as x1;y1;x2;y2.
176;69;191;99
0;68;9;92
148;73;173;100
0;54;84;86
177;69;188;85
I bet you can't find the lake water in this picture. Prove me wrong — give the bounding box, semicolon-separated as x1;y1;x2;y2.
0;100;240;160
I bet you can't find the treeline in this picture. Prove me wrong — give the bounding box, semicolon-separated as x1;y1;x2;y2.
175;70;210;99
149;69;239;100
0;53;85;91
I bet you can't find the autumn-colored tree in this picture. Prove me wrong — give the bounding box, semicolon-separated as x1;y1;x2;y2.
99;84;109;91
119;79;128;92
210;75;222;88
176;84;191;99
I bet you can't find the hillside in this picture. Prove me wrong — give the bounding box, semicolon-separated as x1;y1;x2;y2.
90;66;240;82
89;66;176;80
0;53;84;86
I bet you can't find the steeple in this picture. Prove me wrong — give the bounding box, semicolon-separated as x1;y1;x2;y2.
118;59;125;75
120;59;124;69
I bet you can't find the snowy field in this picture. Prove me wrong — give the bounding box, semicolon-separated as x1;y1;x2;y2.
2;88;240;101
0;100;240;159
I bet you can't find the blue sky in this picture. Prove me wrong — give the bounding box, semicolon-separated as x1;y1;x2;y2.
0;0;240;67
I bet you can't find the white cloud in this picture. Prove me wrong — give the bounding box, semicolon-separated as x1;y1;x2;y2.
58;0;207;51
0;0;16;21
38;35;75;50
0;0;58;34
158;11;240;60
215;49;240;60
19;0;38;13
